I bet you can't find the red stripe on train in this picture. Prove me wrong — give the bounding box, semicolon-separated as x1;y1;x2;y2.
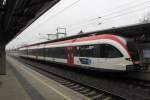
45;34;131;57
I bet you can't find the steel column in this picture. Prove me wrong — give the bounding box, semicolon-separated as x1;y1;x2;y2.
0;43;6;75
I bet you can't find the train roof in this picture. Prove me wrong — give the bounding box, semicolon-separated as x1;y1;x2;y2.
20;34;126;50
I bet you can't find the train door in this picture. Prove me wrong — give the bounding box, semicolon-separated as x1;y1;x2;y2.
41;48;45;61
98;44;107;67
67;46;74;65
104;44;125;70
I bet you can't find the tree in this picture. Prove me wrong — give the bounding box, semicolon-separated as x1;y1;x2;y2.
78;30;84;34
139;12;150;23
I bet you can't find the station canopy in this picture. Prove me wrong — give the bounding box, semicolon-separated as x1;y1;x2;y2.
0;0;60;44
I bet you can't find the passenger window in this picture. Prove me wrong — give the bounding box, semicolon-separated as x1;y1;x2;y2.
45;47;67;59
74;46;80;57
99;44;105;58
105;44;123;58
74;45;98;57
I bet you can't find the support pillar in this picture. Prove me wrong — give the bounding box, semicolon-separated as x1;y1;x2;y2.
0;43;6;75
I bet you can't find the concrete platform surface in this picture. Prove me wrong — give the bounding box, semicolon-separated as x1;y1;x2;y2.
5;56;90;100
0;62;32;100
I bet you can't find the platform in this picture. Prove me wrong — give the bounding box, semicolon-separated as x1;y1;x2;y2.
0;56;90;100
0;60;32;100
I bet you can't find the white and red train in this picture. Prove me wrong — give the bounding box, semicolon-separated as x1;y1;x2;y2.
12;34;148;71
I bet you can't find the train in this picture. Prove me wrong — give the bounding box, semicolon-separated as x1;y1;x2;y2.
9;34;149;72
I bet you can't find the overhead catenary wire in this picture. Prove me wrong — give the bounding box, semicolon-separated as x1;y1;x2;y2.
65;0;150;29
30;0;150;36
36;0;150;39
101;0;150;18
67;5;150;33
36;0;144;34
10;0;150;46
16;0;81;43
66;1;150;32
101;5;150;22
61;0;144;28
39;0;81;26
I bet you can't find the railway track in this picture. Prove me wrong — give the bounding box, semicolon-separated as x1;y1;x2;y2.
13;56;150;100
50;76;124;100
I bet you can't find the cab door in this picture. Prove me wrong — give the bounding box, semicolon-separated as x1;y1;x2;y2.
67;46;74;65
104;44;125;70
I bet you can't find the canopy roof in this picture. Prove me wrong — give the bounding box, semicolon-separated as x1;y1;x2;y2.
0;0;60;44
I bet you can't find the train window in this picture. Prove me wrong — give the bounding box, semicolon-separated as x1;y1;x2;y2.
74;45;98;57
28;49;32;55
99;44;105;58
57;47;67;59
45;48;54;57
92;45;100;57
74;46;80;57
45;48;49;56
104;44;123;58
36;49;44;56
81;45;93;57
45;47;67;59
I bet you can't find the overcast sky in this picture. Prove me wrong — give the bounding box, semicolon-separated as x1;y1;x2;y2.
6;0;150;49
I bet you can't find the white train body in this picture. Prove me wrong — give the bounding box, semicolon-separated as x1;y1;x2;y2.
15;34;146;71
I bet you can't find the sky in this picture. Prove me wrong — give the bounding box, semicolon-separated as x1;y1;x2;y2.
6;0;150;49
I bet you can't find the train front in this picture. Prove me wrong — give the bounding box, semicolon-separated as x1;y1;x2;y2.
127;42;150;71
